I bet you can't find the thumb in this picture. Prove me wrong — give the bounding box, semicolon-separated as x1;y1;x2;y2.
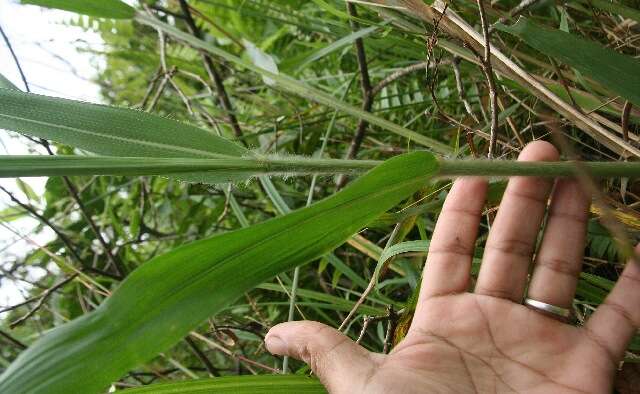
265;321;379;392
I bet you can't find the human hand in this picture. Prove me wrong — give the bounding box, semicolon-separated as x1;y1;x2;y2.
265;141;640;393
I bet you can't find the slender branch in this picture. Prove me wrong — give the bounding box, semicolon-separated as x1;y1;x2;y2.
177;0;245;141
184;336;220;377
137;66;162;109
337;2;375;188
189;331;280;374
621;101;632;143
0;329;26;350
549;57;580;110
0;186;83;264
339;224;401;332
0;23;30;92
490;0;542;31
475;0;499;158
10;274;78;328
62;176;127;277
452;56;479;123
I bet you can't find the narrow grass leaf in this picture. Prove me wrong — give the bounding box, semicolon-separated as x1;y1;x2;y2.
573;0;640;24
496;18;640;107
297;25;380;72
0;151;439;394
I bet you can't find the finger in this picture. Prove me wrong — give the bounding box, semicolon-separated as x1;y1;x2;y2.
584;248;640;363
475;141;559;301
527;180;590;308
265;321;379;391
419;177;487;301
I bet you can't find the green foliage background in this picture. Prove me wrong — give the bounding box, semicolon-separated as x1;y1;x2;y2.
1;0;639;391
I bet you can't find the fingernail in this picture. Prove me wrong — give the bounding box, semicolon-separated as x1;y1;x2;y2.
265;335;287;355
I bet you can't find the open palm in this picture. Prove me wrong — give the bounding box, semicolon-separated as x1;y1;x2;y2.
265;142;640;393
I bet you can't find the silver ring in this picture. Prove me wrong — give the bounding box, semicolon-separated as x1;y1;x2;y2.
523;298;572;323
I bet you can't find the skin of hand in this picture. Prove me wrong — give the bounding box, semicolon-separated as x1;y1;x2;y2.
264;141;640;393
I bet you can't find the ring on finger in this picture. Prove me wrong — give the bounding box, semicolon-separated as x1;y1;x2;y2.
523;297;574;324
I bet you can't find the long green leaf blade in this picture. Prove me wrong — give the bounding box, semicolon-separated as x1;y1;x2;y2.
0;151;439;394
121;375;326;393
21;0;134;19
0;88;246;158
297;25;380;71
496;18;640;107
574;0;640;24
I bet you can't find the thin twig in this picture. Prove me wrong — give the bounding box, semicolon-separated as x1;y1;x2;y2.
177;0;245;142
337;2;374;189
190;331;280;374
0;23;30;92
452;56;480;123
475;0;499;158
184;336;220;377
549;57;580;110
10;274;78;328
138;66;162;109
496;95;525;147
0;329;26;350
62;176;127;277
382;306;398;354
621;101;632;143
490;0;542;31
339;224;401;332
0;186;83;264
